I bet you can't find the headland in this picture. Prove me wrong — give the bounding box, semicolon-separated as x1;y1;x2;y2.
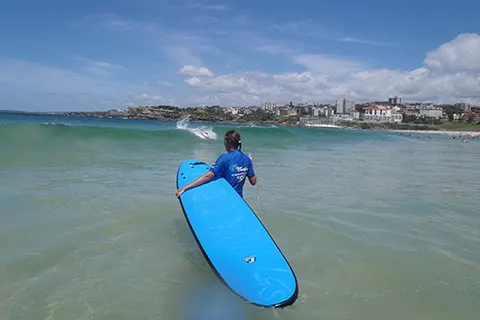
2;101;480;137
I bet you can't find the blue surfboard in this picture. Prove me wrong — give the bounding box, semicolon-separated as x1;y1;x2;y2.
176;159;298;308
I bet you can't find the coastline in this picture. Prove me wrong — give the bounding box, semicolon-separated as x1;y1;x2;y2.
386;129;480;137
2;109;480;135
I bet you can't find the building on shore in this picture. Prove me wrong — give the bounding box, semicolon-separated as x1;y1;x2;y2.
388;96;402;106
402;108;420;118
362;106;403;123
455;102;471;112
419;108;443;119
225;107;240;115
262;101;277;111
313;106;335;117
299;103;403;125
276;107;298;117
461;112;480;122
332;113;355;121
336;99;356;114
299;116;340;126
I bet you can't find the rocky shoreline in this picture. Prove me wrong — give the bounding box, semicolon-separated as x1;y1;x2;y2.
5;107;480;134
46;106;303;127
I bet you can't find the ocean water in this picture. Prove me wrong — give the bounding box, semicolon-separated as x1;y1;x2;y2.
1;113;479;320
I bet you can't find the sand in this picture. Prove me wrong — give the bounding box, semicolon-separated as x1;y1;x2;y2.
388;129;480;137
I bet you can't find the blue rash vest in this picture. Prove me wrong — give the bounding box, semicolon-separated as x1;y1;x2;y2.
209;149;255;198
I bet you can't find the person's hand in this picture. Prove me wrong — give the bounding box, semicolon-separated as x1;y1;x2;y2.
175;188;185;198
247;152;253;161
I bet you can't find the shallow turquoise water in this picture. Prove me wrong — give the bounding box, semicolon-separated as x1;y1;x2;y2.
1;113;479;319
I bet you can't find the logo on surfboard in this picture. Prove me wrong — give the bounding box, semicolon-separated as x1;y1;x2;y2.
243;255;256;263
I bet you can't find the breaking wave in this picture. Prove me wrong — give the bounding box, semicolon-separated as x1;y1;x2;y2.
176;116;218;140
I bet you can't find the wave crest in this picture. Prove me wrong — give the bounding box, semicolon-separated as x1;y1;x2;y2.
176;116;217;140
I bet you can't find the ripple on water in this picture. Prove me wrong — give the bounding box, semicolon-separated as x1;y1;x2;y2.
2;117;480;319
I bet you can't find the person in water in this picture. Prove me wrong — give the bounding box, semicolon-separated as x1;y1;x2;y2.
175;130;257;198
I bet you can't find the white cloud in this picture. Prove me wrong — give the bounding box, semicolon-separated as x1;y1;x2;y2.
84;13;210;67
75;56;129;76
338;37;392;46
0;59;176;111
273;72;330;94
135;92;171;103
0;59;108;96
185;77;203;87
424;33;480;73
84;13;162;33
165;46;204;67
293;54;364;76
81;9;396;77
243;31;298;56
178;65;215;77
171;2;229;11
269;20;393;47
181;33;480;105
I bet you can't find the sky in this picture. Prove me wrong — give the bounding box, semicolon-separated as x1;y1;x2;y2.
1;0;479;111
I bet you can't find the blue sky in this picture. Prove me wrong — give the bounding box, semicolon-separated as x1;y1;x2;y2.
1;0;479;111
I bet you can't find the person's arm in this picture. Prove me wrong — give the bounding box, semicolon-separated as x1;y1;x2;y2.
176;155;224;198
176;171;215;198
246;155;257;186
248;174;257;186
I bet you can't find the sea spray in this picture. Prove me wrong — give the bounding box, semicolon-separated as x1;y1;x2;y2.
176;116;218;140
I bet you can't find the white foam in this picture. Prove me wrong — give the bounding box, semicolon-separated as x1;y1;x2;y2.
176;117;217;140
304;123;342;128
42;122;71;127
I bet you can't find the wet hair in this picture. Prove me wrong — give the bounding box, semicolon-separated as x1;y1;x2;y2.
224;130;242;151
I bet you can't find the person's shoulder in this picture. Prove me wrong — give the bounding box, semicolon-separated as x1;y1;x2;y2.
241;152;253;164
215;152;229;163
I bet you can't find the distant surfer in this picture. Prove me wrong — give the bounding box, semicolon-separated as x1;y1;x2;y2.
175;130;257;198
200;130;212;139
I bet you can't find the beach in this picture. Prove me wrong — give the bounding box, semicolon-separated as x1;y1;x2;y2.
388;129;480;137
1;112;479;320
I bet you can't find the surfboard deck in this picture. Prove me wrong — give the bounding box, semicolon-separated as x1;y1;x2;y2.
176;159;298;308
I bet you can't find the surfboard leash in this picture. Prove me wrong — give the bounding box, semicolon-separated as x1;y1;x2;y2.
254;180;268;217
